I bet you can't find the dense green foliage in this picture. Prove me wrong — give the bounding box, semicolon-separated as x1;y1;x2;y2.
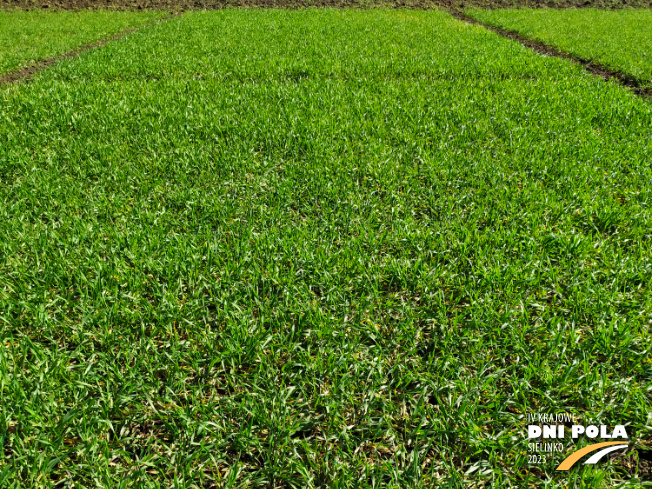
466;9;652;88
1;9;651;488
0;10;164;76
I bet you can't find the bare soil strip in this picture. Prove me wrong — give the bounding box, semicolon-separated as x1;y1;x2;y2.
450;10;652;99
0;14;176;86
2;0;652;10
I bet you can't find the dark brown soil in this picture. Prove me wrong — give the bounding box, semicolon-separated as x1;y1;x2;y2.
1;0;651;11
451;9;652;98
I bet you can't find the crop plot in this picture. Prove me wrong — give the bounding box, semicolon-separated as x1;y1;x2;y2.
0;10;164;77
0;8;651;488
466;9;652;89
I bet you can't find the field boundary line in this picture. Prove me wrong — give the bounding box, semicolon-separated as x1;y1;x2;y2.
449;9;652;99
0;13;179;86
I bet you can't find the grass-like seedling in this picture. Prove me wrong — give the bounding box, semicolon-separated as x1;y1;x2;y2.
466;8;652;89
0;9;651;488
0;10;165;76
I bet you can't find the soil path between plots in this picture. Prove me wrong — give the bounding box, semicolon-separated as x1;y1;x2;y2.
0;13;178;86
3;8;651;100
450;10;652;99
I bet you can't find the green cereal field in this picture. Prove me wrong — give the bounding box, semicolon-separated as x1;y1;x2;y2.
0;10;164;75
466;9;652;88
0;7;651;489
